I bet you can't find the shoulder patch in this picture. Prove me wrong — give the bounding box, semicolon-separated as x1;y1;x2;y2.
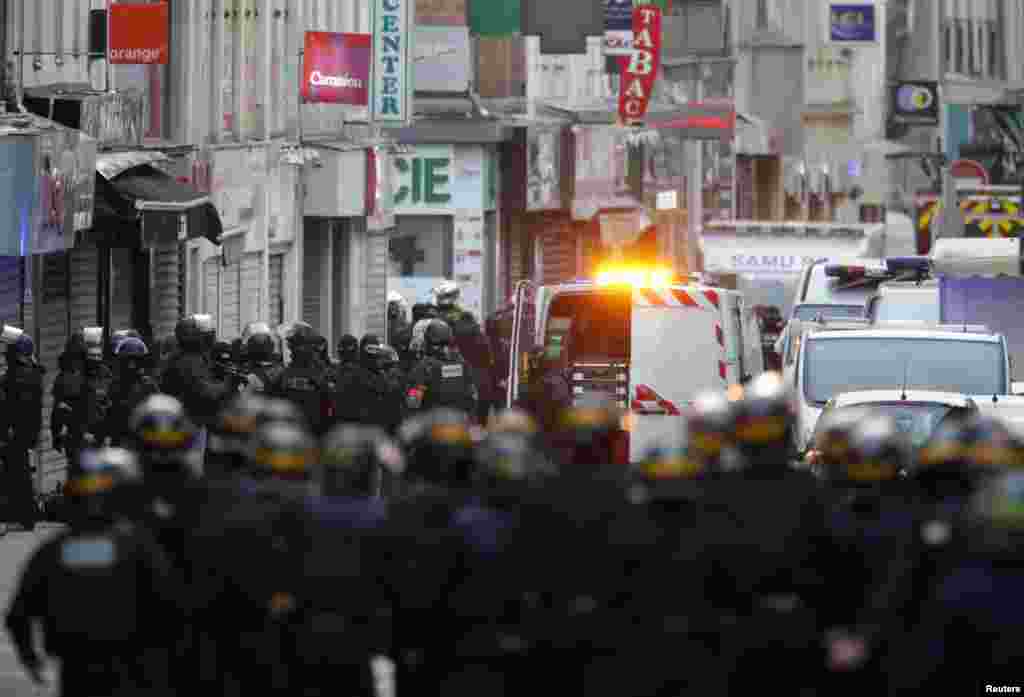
60;537;117;568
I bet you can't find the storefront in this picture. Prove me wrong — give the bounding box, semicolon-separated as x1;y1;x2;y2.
387;144;499;320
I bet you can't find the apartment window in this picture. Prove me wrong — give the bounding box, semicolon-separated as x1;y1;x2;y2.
943;8;1005;80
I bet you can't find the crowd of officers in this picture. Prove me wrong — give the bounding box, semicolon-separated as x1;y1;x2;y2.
1;355;1022;694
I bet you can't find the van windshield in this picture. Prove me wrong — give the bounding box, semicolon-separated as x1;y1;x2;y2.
804;336;1005;404
544;291;632;365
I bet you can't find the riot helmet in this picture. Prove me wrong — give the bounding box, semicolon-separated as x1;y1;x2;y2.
475;430;556;491
214;392;272;476
211;340;234;366
247;419;319;484
433;280;459;310
246;332;277;362
360;334;383;367
110;329;143;355
423;319;453;359
320;424;405;497
811;406;871;479
553;394;624;467
174;316;206;352
398;408;476;488
67;447;142;524
129;394;198;478
387;291;409;323
914;413;1015;499
411;302;438;324
112;336;150;379
841;414;911;486
242;322;274;343
2;325;34;364
337;334;359;365
284;321;317;360
686;389;735;472
732;371;795;471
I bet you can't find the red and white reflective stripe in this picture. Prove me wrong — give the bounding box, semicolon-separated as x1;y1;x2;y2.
718;360;728;381
633;287;720;309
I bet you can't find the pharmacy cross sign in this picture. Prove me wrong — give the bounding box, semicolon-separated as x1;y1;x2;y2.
618;5;662;124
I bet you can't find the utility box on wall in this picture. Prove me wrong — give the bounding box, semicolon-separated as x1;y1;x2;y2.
304;148;367;218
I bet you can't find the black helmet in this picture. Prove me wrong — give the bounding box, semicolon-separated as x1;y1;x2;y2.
811;405;871;474
841;414;910;486
633;444;705;502
242;321;274;342
398;408;476;488
424;319;453;357
214;392;272;475
248;420;318;482
475;430;556;488
320;424;405;497
129;395;198;477
686;389;734;471
338;334;359;364
211;341;233;365
4;326;35;359
113;336;149;358
110;329;143;354
411;302;438;323
246;332;277;361
67;447;141;522
732;372;794;469
175;316;205;351
553;394;624;466
914;413;1015;497
285;322;317;354
434;280;459;309
360;334;383;364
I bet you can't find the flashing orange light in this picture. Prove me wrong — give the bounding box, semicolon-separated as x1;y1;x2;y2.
595;265;675;289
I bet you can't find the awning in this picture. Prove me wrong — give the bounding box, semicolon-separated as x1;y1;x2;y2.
543;98;735;139
83;153;223;248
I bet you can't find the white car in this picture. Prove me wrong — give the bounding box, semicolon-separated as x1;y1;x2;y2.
807;389;980;461
793;324;1011;454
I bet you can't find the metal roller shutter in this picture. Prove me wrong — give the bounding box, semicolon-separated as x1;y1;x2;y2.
109;248;135;333
203;258;219;328
363;220;388;339
484;212;498;315
303;221;327;331
269;254;284;328
152;241;181;341
241;252;262;325
221;258;241;340
330;222;351;346
0;257;23;328
540;213;576;285
38;253;70;490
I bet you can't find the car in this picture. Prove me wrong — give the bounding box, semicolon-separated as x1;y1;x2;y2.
806;389;981;467
792;323;1011;454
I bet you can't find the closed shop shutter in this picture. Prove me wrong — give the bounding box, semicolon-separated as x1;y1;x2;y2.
221;257;242;340
0;257;22;328
330;222;351;346
109;248;135;332
203;258;220;328
303;221;327;330
241;252;262;325
484;212;498;315
539;213;576;285
69;247;98;329
269;253;284;328
363;220;388;339
152;241;181;341
38;253;70;488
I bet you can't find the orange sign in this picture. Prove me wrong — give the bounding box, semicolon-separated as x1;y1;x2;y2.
109;2;169;65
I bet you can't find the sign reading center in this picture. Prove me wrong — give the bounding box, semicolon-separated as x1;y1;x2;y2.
618;5;661;124
371;0;413;122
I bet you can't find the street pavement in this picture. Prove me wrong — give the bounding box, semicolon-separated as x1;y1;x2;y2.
0;524;63;696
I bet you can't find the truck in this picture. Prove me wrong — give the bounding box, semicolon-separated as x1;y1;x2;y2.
498;266;764;463
931;237;1024;388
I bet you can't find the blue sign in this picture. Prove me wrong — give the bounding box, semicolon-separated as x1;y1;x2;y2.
0;139;38;257
829;3;876;42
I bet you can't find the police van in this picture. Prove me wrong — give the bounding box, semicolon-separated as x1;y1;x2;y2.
502;266;764;463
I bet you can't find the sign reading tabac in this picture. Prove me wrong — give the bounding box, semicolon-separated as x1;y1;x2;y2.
618;5;661;125
108;2;169;64
371;0;414;123
302;32;371;105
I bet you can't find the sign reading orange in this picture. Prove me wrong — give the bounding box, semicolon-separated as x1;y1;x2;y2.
109;2;169;65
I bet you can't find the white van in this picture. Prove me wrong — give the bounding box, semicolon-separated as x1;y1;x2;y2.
503;273;763;463
792;324;1011;453
866;280;940;323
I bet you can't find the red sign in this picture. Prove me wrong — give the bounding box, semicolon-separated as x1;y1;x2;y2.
618;5;662;124
108;2;169;65
302;32;372;106
950;158;990;185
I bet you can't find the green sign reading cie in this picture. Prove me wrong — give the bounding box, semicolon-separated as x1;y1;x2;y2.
393;155;451;205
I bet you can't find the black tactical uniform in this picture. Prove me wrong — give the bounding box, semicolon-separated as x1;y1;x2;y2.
53;328;113;475
270;324;332;436
243;329;284;394
5;448;180;697
102;336;160;447
160;315;232;434
0;327;44;531
405;320;478;417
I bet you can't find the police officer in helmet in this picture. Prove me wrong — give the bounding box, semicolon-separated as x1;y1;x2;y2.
102;336;160;447
5;447;180;697
406;319;478;418
242;323;283;394
270;323;332;437
0;325;43;532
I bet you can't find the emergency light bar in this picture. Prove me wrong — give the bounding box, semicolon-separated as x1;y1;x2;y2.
595;265;675;288
885;256;931;275
824;264;890;281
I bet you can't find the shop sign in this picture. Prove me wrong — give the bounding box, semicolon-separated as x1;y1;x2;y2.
413;26;471;93
391;145;489;213
604;0;634;57
371;0;413;123
526;126;562;211
890;81;939;126
302;32;372;106
109;2;169;64
34;128;83;255
393;148;452;207
0;138;37;256
618;5;662;125
828;3;876;43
